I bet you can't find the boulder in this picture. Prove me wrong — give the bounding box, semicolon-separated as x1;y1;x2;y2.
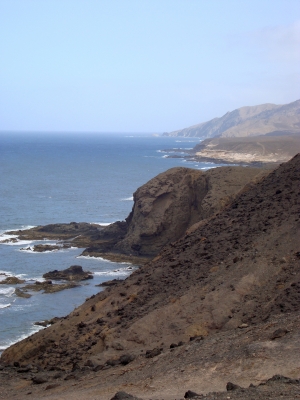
111;392;141;400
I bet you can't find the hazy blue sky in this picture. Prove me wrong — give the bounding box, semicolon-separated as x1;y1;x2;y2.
0;0;299;132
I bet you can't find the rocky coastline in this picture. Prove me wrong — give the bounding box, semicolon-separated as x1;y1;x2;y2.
1;155;300;399
164;135;300;167
5;165;270;262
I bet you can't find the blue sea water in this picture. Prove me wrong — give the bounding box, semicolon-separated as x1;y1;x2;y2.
0;132;221;353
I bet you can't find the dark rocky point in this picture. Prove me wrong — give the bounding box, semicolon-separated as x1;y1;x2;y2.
43;265;93;281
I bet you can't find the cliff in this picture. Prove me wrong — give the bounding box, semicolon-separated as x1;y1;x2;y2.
83;166;268;257
1;155;299;399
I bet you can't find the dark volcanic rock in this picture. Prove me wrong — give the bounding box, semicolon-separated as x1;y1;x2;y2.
270;328;288;340
14;288;32;298
99;279;123;287
184;390;202;398
32;375;49;384
145;347;162;358
32;244;70;252
23;280;79;293
43;265;93;281
226;382;242;391
111;392;141;400
0;277;25;284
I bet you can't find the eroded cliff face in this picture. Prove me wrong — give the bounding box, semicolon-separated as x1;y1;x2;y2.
2;155;299;378
112;166;268;256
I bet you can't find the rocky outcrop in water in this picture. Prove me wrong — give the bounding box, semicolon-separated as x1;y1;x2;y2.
43;265;93;281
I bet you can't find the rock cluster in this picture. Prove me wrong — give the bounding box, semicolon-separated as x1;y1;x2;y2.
43;265;93;281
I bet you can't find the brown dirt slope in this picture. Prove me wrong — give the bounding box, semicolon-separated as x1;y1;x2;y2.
1;154;299;399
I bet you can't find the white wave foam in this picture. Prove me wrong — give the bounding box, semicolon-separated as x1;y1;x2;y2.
0;303;11;309
0;287;15;297
15;273;27;279
19;246;59;254
93;222;113;226
0;235;34;246
121;196;133;201
19;225;36;231
175;139;201;142
76;255;112;262
0;324;44;352
0;233;18;243
0;270;12;276
94;266;134;277
26;276;45;282
0;225;36;236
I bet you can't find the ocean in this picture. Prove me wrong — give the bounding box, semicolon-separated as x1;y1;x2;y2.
0;132;222;353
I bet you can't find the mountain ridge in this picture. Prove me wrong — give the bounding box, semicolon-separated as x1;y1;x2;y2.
164;99;300;138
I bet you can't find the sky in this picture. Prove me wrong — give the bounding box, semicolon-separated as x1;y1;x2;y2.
0;0;299;133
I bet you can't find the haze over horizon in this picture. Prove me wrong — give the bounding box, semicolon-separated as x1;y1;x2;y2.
0;0;299;133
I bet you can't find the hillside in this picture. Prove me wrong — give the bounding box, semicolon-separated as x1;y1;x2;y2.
1;154;299;399
192;135;300;164
164;99;300;138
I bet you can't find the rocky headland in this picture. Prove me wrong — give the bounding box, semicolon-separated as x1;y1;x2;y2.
163;134;300;166
0;154;299;399
162;99;300;166
191;135;300;165
8;165;270;261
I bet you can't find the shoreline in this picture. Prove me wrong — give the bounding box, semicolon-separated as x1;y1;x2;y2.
165;150;282;168
163;134;300;168
0;225;144;358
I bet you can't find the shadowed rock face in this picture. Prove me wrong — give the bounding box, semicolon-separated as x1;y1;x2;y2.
111;166;268;256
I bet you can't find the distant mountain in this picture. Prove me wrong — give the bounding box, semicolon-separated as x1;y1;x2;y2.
164;99;300;138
